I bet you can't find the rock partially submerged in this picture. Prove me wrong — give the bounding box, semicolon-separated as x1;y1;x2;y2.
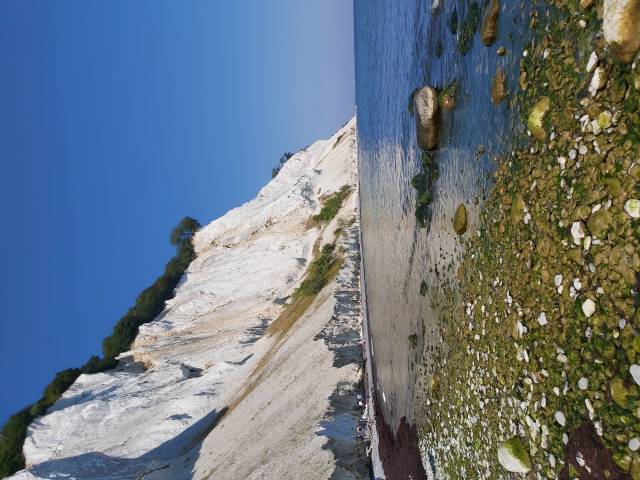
453;203;468;235
603;0;640;63
527;97;550;140
497;437;532;473
414;86;441;151
491;68;506;105
481;0;500;46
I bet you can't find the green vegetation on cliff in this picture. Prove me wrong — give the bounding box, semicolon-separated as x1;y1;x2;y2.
313;185;353;223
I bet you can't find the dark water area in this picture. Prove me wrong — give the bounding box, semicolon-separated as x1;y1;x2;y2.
354;0;533;458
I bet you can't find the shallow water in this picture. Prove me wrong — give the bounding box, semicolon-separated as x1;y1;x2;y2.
355;0;532;433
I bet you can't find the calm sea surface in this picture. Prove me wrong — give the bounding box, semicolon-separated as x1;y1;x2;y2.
355;0;532;433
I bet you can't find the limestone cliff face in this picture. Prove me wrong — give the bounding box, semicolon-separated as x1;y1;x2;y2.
11;118;368;480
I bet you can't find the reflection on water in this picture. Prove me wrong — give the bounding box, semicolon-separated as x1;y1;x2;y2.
355;0;531;432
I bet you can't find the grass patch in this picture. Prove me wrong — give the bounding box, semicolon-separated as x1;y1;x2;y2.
267;242;342;339
312;185;352;224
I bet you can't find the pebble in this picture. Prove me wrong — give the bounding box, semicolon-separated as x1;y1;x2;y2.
554;274;563;287
630;437;640;452
624;199;640;218
555;411;566;427
630;364;640;386
578;377;589;390
537;312;548;326
589;67;607;96
571;221;585;244
582;299;596;318
557;156;567;169
586;51;598;72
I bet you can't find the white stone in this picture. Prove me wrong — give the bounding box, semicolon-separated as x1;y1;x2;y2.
630;364;640;386
578;377;589;390
629;437;640;452
582;299;596;317
624;199;640;218
586;398;595;419
589;67;607;96
557;156;567;169
555;411;566;427
571;221;585;245
586;51;598;72
554;274;563;287
537;312;548;326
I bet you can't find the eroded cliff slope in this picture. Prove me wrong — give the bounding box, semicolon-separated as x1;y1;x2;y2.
10;117;368;480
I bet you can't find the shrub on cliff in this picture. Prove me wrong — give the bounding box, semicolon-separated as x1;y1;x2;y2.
100;216;200;364
271;152;294;178
0;407;31;478
0;216;200;477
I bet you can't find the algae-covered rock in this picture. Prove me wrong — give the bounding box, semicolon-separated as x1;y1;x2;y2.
453;203;468;235
414;86;441;151
481;0;500;46
528;97;550;140
631;458;640;480
440;82;458;111
603;0;640;63
611;377;634;409
511;194;525;224
587;209;613;237
497;437;532;473
491;68;506;105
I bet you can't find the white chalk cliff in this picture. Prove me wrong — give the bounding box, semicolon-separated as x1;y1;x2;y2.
10;117;369;480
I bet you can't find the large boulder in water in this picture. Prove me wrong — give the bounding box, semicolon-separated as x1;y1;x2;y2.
414;86;441;151
481;0;500;46
603;0;640;63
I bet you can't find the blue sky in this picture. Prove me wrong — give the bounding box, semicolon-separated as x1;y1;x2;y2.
0;1;354;424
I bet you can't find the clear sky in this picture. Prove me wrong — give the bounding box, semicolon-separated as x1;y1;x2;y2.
0;1;354;424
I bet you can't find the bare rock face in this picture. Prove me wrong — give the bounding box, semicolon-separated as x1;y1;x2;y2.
603;0;640;63
481;0;500;46
414;86;441;151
